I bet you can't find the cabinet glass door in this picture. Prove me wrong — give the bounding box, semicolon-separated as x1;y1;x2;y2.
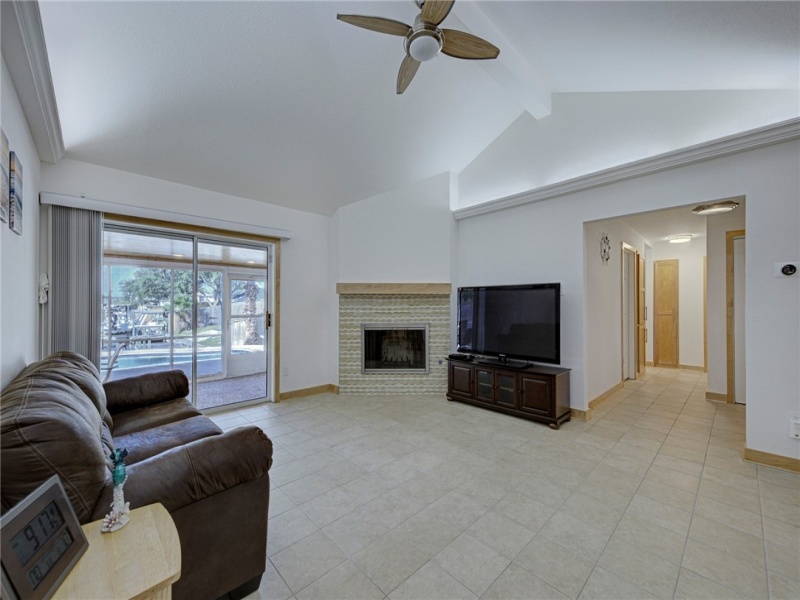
496;372;517;407
475;369;494;402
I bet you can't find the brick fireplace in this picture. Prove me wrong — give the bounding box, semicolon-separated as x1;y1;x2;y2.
337;284;451;394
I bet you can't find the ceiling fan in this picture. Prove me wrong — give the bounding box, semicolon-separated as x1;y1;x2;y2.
337;0;500;94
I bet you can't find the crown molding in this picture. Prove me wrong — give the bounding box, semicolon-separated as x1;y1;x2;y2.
453;118;800;221
3;1;65;163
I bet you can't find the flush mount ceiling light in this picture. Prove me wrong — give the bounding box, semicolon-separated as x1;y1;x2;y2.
668;235;693;244
692;200;739;215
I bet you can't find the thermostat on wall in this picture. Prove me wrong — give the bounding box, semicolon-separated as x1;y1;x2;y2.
774;262;798;277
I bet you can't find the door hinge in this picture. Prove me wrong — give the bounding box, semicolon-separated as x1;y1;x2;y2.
267;313;272;328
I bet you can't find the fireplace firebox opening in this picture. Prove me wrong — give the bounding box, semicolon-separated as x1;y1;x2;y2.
361;323;429;374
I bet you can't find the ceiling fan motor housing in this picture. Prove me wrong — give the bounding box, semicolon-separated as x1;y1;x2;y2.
405;17;443;61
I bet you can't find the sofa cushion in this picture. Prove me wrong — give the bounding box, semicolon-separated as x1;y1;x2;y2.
104;370;190;414
1;353;114;522
115;415;222;464
112;398;202;437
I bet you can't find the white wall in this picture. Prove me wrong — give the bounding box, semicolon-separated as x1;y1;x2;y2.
335;172;453;283
331;172;454;385
651;238;706;368
583;219;648;401
706;203;747;395
0;58;41;388
40;159;330;394
741;160;799;460
457;140;800;460
457;91;800;209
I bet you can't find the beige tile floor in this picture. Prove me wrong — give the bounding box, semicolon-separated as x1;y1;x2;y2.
208;367;800;600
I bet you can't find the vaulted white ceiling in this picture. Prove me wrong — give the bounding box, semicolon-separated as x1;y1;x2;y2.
35;1;800;216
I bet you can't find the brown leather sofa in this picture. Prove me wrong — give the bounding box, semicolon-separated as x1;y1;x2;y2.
1;351;273;600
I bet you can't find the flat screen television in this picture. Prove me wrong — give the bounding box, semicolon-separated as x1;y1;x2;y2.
457;283;561;365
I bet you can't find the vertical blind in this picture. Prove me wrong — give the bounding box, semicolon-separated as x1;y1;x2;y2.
50;205;102;365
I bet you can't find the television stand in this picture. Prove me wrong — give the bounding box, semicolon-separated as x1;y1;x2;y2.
446;359;571;429
476;358;530;370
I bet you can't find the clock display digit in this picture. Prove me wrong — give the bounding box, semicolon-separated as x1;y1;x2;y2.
10;501;65;566
25;530;74;589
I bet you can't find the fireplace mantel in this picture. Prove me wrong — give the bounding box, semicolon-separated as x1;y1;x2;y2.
336;283;451;295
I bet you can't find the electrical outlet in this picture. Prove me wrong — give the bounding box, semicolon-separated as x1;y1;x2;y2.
791;414;800;440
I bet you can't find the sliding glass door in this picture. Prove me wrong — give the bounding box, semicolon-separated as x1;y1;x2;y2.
101;225;272;409
195;241;269;409
101;229;196;389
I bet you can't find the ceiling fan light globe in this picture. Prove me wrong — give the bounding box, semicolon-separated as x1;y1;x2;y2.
408;33;441;62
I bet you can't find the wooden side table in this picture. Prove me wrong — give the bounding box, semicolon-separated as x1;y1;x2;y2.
52;503;181;600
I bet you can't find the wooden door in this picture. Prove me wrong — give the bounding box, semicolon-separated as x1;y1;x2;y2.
449;362;473;399
519;373;551;416
637;255;646;372
654;259;679;367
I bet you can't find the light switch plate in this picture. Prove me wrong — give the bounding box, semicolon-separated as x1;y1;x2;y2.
791;413;800;439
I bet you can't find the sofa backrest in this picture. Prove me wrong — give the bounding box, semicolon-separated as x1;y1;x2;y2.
1;352;114;523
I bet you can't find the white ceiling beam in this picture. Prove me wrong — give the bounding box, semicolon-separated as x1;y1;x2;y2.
449;2;552;120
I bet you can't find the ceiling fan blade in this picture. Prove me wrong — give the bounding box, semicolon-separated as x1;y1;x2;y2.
397;56;421;94
337;14;412;36
441;29;500;59
421;0;455;26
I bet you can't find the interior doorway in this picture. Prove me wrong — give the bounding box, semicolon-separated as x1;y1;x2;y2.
637;254;646;373
727;230;746;404
654;259;679;367
622;243;637;380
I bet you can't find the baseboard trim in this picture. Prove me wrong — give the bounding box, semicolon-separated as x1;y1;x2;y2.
570;408;592;422
743;447;800;473
705;391;728;402
648;363;704;371
589;382;624;410
279;384;338;401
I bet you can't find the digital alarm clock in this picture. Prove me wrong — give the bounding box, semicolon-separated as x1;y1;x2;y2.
1;476;88;600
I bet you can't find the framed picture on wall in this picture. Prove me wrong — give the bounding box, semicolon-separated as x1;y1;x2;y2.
0;130;9;224
9;151;22;235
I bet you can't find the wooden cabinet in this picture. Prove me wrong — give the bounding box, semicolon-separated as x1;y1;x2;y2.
448;361;473;400
446;359;571;429
474;367;517;407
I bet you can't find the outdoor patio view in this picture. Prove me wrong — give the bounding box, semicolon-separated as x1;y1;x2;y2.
101;229;269;409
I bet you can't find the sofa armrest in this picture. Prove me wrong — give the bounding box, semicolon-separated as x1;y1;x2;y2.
103;370;190;414
91;426;273;520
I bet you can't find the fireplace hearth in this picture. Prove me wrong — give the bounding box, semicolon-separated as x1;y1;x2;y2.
362;324;428;374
